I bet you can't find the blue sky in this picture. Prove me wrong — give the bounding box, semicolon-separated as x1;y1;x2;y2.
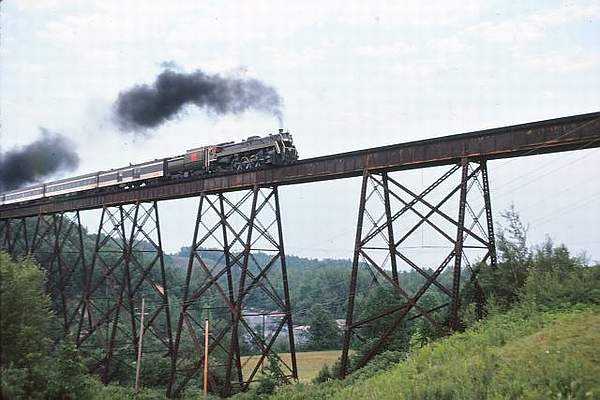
1;0;599;262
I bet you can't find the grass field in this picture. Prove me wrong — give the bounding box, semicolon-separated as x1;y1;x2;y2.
241;350;342;382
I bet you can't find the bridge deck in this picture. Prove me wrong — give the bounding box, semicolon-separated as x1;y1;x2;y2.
1;111;599;219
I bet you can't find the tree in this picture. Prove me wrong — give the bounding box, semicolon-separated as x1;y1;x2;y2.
306;305;341;350
467;207;600;316
519;238;600;309
0;252;52;367
0;251;52;398
351;287;412;361
477;206;533;310
47;338;92;399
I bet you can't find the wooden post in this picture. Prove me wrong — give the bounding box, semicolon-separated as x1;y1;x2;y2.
203;318;209;395
135;297;145;392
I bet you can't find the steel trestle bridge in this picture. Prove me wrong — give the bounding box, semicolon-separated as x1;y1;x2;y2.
1;111;599;397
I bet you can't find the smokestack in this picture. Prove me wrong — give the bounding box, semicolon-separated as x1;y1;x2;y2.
0;128;80;192
113;68;284;133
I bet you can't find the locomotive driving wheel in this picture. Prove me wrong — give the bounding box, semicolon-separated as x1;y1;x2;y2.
241;156;251;170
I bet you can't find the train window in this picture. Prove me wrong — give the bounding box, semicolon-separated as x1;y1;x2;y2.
100;173;117;182
142;163;162;173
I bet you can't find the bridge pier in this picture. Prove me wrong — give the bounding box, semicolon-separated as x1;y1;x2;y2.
72;202;173;384
168;186;297;398
340;158;497;377
30;212;88;336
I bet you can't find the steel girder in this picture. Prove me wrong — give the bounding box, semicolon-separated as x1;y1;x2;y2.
168;186;297;397
339;158;496;377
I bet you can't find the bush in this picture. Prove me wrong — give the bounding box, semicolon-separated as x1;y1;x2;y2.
345;350;407;384
312;364;333;384
0;367;28;399
520;264;600;310
0;253;52;368
47;338;91;399
0;253;52;399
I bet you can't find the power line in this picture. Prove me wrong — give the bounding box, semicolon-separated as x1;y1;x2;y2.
526;192;600;226
493;148;599;200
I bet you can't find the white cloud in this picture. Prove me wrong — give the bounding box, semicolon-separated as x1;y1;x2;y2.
475;1;600;45
521;48;600;73
354;42;416;58
14;0;81;12
431;36;468;54
336;0;483;26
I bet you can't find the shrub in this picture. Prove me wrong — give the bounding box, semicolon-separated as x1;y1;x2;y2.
312;364;332;384
0;367;28;399
520;265;600;310
47;338;92;399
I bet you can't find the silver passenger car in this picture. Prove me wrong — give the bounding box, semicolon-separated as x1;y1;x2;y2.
0;159;166;206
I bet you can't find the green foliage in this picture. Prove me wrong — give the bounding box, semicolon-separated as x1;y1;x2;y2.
0;252;134;400
305;305;340;351
3;204;599;398
312;364;332;384
332;307;600;400
258;307;600;400
229;355;289;400
257;355;288;395
344;350;407;384
139;353;172;388
312;349;406;385
476;206;533;310
471;208;599;317
0;367;28;399
47;338;92;399
82;380;166;400
349;287;413;361
0;252;52;368
0;252;53;399
518;240;600;310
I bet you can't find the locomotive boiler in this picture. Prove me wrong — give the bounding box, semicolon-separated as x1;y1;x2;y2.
167;130;297;176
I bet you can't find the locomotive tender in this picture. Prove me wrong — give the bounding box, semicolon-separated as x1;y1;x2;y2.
0;130;297;205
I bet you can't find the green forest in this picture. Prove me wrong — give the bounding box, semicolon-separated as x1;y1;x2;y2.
1;208;600;399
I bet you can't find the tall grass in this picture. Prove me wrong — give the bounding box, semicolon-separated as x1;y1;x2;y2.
261;306;600;400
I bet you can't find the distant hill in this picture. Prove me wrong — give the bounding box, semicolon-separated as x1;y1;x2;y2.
166;248;456;324
169;247;353;270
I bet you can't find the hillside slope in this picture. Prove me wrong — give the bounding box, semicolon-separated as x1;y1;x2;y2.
263;307;600;400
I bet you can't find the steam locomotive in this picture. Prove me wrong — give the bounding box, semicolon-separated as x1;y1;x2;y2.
0;130;298;205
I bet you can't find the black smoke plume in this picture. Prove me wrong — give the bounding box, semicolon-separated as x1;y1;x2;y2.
0;128;80;191
113;68;284;132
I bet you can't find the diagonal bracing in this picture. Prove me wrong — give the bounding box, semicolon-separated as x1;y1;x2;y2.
168;186;297;397
340;158;496;377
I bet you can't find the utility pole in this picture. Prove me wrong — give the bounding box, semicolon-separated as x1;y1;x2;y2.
261;313;266;373
135;297;146;392
203;318;209;395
